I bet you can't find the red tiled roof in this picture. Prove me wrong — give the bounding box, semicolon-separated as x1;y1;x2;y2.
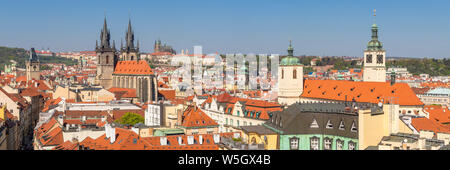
411;105;450;134
35;118;64;147
158;90;175;100
108;87;137;99
113;60;154;75
301;80;424;106
181;105;218;128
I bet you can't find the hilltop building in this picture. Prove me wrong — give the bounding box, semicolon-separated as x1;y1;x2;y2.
154;39;176;54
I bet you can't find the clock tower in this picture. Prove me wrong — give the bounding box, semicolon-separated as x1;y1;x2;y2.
363;10;386;82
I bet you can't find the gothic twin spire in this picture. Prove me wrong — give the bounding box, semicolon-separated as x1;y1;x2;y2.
97;17;139;52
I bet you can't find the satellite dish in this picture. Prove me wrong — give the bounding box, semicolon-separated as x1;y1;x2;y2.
378;102;383;107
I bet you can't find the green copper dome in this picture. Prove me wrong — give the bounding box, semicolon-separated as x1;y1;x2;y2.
367;23;383;51
280;41;302;66
280;57;301;66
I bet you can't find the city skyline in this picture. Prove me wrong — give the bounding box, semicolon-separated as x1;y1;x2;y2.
0;0;449;58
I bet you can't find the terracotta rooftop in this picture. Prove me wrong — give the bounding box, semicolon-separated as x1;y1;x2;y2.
181;105;218;128
301;80;424;106
113;60;154;75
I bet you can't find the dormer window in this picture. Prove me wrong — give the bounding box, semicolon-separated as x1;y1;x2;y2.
351;121;357;132
339;121;345;130
326;120;333;129
310;119;319;128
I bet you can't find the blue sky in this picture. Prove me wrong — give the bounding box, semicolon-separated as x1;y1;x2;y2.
0;0;449;58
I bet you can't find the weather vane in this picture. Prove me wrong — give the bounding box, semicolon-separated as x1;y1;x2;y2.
374;9;376;16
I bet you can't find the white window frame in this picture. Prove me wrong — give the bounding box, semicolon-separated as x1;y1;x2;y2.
290;137;299;150
310;137;320;150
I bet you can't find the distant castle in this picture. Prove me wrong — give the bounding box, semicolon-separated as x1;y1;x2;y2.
154;39;176;54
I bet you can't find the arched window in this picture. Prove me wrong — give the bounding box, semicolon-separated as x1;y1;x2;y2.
131;55;134;60
293;69;297;79
281;69;284;79
106;55;109;64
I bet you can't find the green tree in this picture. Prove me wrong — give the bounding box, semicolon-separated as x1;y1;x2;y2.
115;112;144;126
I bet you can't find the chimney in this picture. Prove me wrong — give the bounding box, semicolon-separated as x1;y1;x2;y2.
391;72;396;86
176;109;183;126
160;137;167;146
213;134;220;144
110;126;116;144
178;136;183;145
187;136;194;145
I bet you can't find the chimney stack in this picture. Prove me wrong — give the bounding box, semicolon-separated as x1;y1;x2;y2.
390;71;396;86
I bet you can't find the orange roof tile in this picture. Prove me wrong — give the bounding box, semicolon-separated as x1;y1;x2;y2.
158;90;175;100
113;60;154;75
181;105;218;128
108;87;137;99
301;80;424;106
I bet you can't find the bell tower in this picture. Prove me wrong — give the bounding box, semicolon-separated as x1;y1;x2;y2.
277;41;303;106
26;48;40;81
95;17;117;89
363;9;386;82
120;19;139;61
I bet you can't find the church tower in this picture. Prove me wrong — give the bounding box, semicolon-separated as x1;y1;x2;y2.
120;19;139;61
26;48;40;81
95;17;118;89
363;10;386;82
277;41;303;106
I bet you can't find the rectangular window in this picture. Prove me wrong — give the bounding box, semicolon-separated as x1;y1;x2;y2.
290;138;299;150
310;137;320;150
366;54;372;63
377;55;383;64
324;138;332;150
336;140;343;150
348;142;356;150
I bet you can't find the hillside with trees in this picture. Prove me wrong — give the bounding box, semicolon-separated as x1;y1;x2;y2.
0;46;78;71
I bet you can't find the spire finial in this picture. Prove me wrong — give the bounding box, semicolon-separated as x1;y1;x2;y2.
373;9;377;25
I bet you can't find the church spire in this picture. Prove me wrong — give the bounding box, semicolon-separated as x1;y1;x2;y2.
367;9;383;51
100;17;111;49
125;19;135;50
29;48;39;62
287;40;294;57
120;39;123;50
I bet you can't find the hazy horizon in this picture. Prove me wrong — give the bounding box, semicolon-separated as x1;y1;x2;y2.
0;0;449;58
